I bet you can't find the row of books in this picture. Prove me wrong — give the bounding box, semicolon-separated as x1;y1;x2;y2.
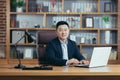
11;14;117;29
70;32;97;44
10;47;37;59
28;0;117;12
0;46;5;59
28;0;62;12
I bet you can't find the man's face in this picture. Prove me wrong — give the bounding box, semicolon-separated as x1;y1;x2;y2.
56;24;70;41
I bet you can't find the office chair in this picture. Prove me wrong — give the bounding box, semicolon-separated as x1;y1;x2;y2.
37;30;57;64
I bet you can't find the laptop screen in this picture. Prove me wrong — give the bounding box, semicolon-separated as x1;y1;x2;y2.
89;47;112;68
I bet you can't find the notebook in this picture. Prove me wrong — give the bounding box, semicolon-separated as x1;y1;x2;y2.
74;47;112;68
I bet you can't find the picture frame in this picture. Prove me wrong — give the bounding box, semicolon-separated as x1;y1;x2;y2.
24;48;33;59
104;2;111;12
85;17;94;28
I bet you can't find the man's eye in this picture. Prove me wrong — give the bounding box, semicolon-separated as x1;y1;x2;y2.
58;28;68;31
64;29;67;31
59;29;62;31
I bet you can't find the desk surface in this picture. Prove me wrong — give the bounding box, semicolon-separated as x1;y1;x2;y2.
0;65;120;76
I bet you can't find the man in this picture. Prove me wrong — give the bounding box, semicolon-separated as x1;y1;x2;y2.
44;21;89;66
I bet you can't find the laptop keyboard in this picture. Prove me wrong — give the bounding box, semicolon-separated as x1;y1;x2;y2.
73;63;89;67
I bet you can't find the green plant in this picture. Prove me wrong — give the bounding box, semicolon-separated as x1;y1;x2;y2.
12;0;24;8
102;16;109;23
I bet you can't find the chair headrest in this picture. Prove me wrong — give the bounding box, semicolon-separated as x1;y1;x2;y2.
37;31;57;44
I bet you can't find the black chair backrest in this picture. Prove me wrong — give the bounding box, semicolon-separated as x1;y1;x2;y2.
37;30;57;64
37;30;57;44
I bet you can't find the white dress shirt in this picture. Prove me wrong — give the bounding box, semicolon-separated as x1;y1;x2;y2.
60;40;68;60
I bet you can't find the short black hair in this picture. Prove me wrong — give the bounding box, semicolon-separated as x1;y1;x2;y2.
56;21;69;30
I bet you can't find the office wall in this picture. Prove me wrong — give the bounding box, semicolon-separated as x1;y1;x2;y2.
0;0;6;46
118;1;120;56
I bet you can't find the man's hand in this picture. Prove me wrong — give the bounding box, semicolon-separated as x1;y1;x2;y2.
67;58;79;65
79;60;89;64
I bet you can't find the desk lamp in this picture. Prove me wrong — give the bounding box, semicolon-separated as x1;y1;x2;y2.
14;31;36;69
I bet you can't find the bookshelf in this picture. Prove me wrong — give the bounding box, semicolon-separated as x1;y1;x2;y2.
5;0;120;65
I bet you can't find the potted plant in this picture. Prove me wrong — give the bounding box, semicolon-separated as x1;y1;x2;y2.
102;16;110;28
102;16;110;44
12;0;25;12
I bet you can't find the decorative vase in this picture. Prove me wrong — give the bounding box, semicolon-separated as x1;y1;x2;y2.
52;7;55;12
16;7;23;12
105;30;110;44
105;23;110;28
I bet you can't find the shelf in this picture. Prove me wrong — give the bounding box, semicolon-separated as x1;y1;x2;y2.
6;0;120;65
82;12;118;15
70;28;98;30
80;44;118;46
10;12;118;15
10;28;97;30
10;12;42;14
10;28;27;30
0;59;8;65
9;28;118;30
10;43;36;46
8;59;38;64
99;28;118;30
108;60;120;64
10;28;56;30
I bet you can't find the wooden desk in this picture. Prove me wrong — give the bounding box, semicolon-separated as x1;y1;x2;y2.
0;65;120;80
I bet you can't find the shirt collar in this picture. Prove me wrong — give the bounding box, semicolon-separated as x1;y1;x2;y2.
59;39;68;44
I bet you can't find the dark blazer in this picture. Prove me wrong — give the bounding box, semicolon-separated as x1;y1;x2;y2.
44;37;85;66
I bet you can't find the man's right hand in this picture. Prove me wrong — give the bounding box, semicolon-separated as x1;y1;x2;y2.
67;58;79;65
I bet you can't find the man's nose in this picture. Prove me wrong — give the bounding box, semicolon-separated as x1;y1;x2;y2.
62;30;66;33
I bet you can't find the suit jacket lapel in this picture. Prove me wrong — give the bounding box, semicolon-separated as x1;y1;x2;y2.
55;38;63;58
67;39;71;59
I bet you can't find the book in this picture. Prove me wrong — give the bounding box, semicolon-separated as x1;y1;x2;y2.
23;48;33;59
0;47;5;59
109;50;117;60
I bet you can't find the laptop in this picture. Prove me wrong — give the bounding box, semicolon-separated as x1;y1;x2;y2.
74;47;112;68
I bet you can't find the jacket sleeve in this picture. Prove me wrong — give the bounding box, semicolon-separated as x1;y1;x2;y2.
72;41;85;61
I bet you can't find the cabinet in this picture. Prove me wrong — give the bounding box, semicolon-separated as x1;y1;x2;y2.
5;0;120;65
